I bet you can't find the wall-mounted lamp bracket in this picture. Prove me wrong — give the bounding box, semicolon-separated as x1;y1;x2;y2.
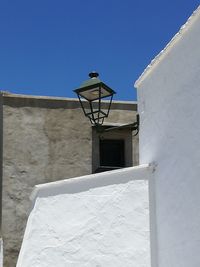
95;114;139;136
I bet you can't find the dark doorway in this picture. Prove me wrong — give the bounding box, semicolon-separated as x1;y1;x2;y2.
99;139;125;170
92;127;134;174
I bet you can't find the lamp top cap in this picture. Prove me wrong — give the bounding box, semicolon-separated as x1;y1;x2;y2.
89;71;99;78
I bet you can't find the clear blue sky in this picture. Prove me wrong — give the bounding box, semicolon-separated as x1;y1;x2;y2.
0;0;199;100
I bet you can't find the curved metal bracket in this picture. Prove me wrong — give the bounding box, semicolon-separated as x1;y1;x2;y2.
95;114;139;136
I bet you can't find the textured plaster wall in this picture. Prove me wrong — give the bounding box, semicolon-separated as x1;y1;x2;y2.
136;7;200;267
0;239;2;267
17;166;151;267
2;95;138;267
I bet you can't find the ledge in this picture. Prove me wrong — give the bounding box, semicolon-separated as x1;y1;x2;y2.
0;92;137;111
30;164;153;206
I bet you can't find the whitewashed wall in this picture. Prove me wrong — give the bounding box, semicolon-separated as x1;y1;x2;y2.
136;7;200;267
17;166;152;267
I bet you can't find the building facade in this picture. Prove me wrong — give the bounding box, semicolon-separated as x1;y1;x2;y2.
12;5;200;267
135;6;200;267
0;92;138;267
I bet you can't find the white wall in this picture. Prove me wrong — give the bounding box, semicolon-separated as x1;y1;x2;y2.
136;7;200;267
17;166;152;267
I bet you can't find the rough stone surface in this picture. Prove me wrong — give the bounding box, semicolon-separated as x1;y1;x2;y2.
17;166;151;267
1;95;138;267
0;239;2;267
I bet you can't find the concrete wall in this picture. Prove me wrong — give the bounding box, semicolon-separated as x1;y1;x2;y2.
136;7;200;267
1;93;138;267
17;165;151;267
0;239;2;267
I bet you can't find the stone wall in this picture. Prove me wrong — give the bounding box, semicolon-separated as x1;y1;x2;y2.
1;93;138;267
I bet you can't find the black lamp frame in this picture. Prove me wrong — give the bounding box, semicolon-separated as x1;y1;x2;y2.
74;82;115;126
74;72;139;135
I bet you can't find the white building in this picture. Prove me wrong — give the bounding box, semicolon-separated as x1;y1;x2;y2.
135;5;200;267
16;5;200;267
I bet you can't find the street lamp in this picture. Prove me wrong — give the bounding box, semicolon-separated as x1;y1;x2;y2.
74;72;139;135
74;72;116;126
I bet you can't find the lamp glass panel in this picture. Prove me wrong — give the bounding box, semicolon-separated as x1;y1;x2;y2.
79;87;112;101
100;87;113;98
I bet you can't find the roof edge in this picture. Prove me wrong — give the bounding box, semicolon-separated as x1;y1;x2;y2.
0;91;137;105
134;5;200;88
1;91;137;110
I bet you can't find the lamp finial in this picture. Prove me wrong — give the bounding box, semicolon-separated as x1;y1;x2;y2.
89;71;99;78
